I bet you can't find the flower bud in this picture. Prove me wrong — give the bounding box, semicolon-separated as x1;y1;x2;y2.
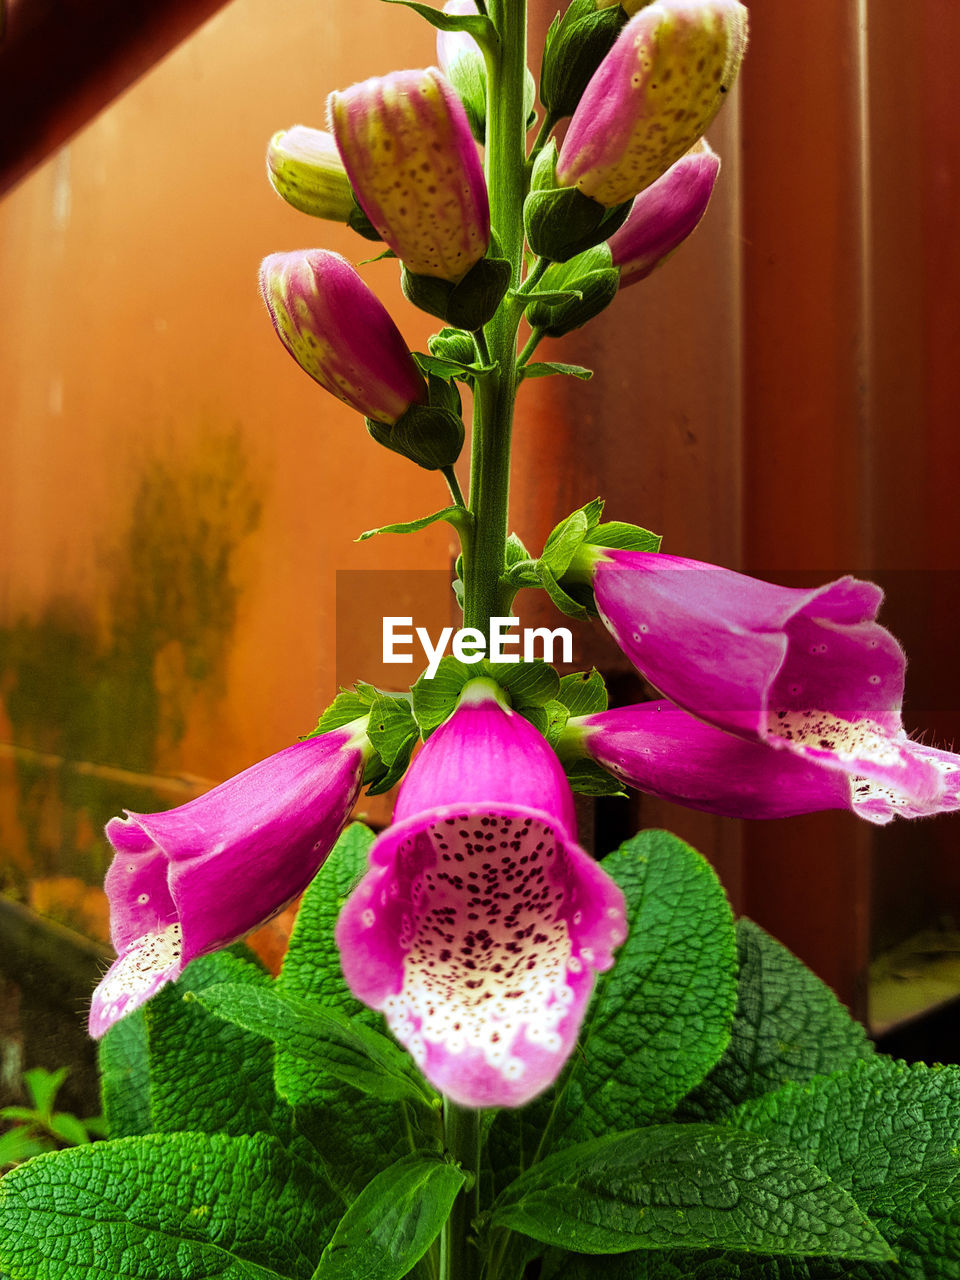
539;0;624;121
437;0;487;142
557;0;748;207
607;140;720;285
596;0;656;14
329;68;490;281
266;126;356;221
259;249;426;424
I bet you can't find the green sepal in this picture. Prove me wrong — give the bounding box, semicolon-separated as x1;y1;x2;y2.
524;175;632;263
346;198;382;241
428;326;477;366
412;656;560;738
427;369;462;417
557;667;608;717
444;45;487;143
588;520;662;553
447;255;513;330
541;509;591;577
401;266;455;321
357;505;472;543
366;403;464;471
361;691;419;795
505;530;533;566
539;561;594;619
376;0;498;49
526;246;621;335
539;0;625;120
562;757;626;796
310;687;371;735
522;360;593;380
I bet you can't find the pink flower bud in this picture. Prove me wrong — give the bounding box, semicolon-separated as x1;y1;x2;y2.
607;140;720;286
329;68;490;281
259;249;427;424
266;127;356;221
557;0;748;207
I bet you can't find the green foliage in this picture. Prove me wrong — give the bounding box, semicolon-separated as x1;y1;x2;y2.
733;1058;960;1279
411;654;560;738
679;918;874;1121
313;1153;465;1279
0;1065;104;1165
489;1124;893;1262
0;1132;337;1280
5;825;960;1277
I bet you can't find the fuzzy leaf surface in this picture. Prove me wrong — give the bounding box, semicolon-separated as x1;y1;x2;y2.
490;1124;894;1261
0;1131;336;1280
680;918;874;1121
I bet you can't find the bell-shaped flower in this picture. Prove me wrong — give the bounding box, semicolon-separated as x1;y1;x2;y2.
566;547;960;822
556;0;748;207
89;725;370;1038
259;249;427;423
606;140;721;286
566;701;960;825
335;679;627;1108
266;127;357;221
329;68;490;281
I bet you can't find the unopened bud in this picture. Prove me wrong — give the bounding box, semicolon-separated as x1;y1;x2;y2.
266;127;356;221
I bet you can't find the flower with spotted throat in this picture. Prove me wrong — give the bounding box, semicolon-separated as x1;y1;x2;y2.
556;0;748;208
259;249;426;423
336;678;627;1108
88;725;369;1038
329;67;490;281
565;547;960;823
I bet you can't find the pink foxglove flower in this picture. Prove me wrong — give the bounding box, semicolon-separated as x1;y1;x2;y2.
89;727;368;1038
556;0;748;207
569;548;960;822
266;127;356;221
259;249;426;423
607;141;721;286
329;68;490;281
336;679;627;1108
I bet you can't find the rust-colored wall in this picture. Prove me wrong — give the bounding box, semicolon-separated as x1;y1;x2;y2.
2;0;959;1035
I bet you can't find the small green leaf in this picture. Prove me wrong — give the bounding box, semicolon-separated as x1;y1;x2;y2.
47;1113;90;1146
522;360;594;380
562;758;625;796
517;288;585;306
542;510;590;577
376;0;496;47
197;983;435;1109
362;692;419;796
0;1131;337;1279
311;688;370;735
734;1057;960;1279
680;918;874;1122
539;562;592;618
0;1127;52;1169
490;1124;895;1261
313;1153;465;1279
22;1067;67;1121
357;505;470;542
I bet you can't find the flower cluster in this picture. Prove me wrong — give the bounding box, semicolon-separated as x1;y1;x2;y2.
88;0;960;1123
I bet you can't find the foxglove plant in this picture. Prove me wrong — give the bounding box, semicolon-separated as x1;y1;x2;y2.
4;3;960;1280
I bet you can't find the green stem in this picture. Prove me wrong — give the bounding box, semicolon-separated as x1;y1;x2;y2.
442;464;467;509
441;1101;482;1280
463;0;528;634
517;326;543;369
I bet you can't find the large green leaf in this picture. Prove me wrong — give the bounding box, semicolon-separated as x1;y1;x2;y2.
198;982;435;1109
489;1124;893;1262
278;822;377;1021
276;823;439;1201
97;1006;151;1137
543;831;738;1149
680;918;874;1121
313;1153;464;1279
733;1057;960;1279
0;1132;337;1280
146;948;291;1141
545;1247;871;1278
